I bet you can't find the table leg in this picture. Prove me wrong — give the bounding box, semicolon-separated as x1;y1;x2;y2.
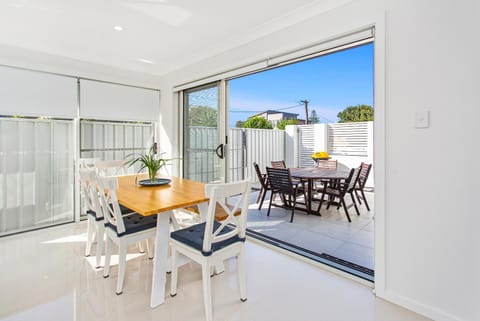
308;179;313;214
150;212;171;308
197;201;209;220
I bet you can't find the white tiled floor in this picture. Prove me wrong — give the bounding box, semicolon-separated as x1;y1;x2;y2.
247;189;375;269
0;222;430;321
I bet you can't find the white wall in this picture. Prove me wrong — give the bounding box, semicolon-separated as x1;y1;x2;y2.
158;1;480;321
382;1;479;320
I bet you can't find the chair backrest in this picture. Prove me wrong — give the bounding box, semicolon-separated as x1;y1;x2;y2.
253;162;268;189
270;160;286;168
357;162;372;188
79;158;99;169
79;168;103;219
95;160;128;177
316;159;337;169
97;176;126;234
266;167;293;194
345;167;361;193
202;180;251;253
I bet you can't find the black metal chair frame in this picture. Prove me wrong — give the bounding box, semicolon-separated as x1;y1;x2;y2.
266;167;308;223
316;167;361;222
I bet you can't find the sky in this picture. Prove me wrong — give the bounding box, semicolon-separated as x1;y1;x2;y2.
228;42;374;127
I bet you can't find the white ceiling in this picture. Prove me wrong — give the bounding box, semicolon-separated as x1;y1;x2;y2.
0;0;351;77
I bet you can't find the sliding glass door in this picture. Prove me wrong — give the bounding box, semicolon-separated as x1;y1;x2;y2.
182;82;226;183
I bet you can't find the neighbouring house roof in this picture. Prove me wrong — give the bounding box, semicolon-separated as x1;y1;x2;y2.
250;109;299;119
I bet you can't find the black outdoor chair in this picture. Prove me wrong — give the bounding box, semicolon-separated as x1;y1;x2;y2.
253;162;272;210
266;167;308;223
270;160;286;168
355;162;372;211
314;159;339;191
316;167;361;222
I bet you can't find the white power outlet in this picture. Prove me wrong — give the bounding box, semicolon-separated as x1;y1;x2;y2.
415;110;430;128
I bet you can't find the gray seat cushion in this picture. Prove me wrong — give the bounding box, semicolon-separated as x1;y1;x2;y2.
105;213;157;237
86;209;103;221
170;221;245;256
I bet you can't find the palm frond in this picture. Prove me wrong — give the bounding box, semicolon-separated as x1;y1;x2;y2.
124;144;173;181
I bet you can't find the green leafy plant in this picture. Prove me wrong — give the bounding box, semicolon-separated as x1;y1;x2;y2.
242;116;273;129
337;104;374;123
125;144;171;182
277;119;298;130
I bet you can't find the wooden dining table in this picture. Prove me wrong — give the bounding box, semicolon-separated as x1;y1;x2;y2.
116;174;209;309
290;164;350;213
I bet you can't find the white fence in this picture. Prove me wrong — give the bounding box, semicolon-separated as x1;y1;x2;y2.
328;122;370;156
0;117;74;236
80;120;154;164
185;126;220;183
232;128;285;185
189;122;373;188
188;127;284;185
286;122;374;187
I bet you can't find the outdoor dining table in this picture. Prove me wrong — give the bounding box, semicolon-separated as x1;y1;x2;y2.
115;174;209;309
290;163;350;213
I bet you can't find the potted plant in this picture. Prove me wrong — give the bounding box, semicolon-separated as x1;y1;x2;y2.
124;144;171;183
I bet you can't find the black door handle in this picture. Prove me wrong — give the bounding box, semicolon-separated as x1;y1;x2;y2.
215;144;224;159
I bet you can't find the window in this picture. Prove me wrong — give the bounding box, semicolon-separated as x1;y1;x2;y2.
0;117;74;236
80;119;154;163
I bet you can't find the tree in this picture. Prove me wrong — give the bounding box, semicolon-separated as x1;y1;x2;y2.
242;116;273;129
235;120;245;128
337;104;374;123
277;119;299;130
309;110;320;124
189;106;217;127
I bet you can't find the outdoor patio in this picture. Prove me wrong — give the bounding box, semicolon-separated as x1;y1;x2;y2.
245;188;375;271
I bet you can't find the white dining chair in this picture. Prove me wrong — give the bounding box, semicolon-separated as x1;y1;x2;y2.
79;158;100;219
79;157;99;169
169;180;251;321
79;168;105;268
98;176;157;295
95;159;129;177
95;159;151;252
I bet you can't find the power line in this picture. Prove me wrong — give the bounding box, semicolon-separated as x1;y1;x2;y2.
229;110;263;113
230;103;303;113
275;103;303;111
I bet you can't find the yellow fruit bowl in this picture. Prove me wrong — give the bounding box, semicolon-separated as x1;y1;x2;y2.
311;151;330;160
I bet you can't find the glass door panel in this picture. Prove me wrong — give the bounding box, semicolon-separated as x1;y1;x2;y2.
183;83;225;183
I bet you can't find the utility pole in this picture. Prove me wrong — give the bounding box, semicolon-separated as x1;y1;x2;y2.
300;99;309;124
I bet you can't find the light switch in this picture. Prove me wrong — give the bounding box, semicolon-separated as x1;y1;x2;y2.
415;110;430;128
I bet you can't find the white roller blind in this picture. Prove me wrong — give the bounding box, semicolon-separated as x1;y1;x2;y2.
266;28;374;67
80;80;160;121
0;66;77;118
174;27;374;92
